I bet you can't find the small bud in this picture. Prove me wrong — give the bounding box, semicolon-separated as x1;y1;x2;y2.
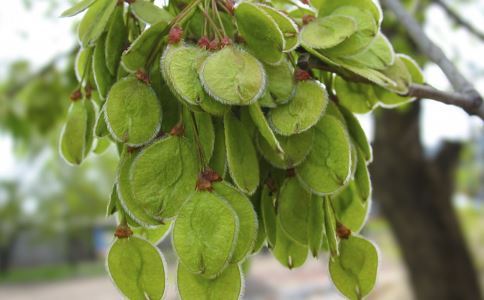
70;89;82;101
225;0;235;14
202;168;222;183
168;26;183;44
84;84;93;99
294;68;311;81
336;222;351;239
196;175;213;192
135;69;150;84
220;36;232;48
286;168;296;177
208;39;220;51
302;15;316;25
198;36;210;49
301;0;310;5
114;225;133;239
170;123;185;136
265;177;278;194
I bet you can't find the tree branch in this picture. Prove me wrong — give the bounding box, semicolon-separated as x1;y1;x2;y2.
380;0;483;120
433;0;484;42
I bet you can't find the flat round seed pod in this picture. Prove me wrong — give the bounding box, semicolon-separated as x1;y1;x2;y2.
333;181;370;233
264;59;296;104
177;263;242;300
296;115;352;195
329;235;378;300
258;91;278;108
224;111;260;195
324;6;378;57
323;196;338;256
334;76;378;114
61;0;97;17
354;147;371;201
213;182;258;263
130;136;198;220
104;76;161;146
116;150;161;227
83;99;96;157
278;177;312;245
75;47;92;82
78;0;117;47
272;219;308;269
308;196;324;257
60;100;89;165
92;33;114;100
248;103;283;154
173;191;239;278
182;110;215;162
132;223;172;245
268;80;328;136
200;46;266;105
375;54;424;107
121;21;168;73
234;2;284;65
257;4;299;52
209;120;227;177
344;34;395;70
161;45;208;106
300;15;357;50
339;106;372;162
107;237;166;300
199;93;228;117
318;0;382;26
325;100;347;125
131;0;173;25
337;60;396;88
260;184;277;248
256;129;313;169
105;5;128;76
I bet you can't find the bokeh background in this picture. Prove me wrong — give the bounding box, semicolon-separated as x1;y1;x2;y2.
0;0;483;299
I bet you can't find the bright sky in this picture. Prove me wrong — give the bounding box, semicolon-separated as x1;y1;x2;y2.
0;0;483;179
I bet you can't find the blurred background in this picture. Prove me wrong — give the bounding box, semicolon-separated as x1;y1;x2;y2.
0;0;482;299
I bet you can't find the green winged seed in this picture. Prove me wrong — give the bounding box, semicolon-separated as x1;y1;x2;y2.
83;98;96;157
318;0;382;27
131;0;173;25
93;33;114;99
130;136;198;219
213;182;258;263
296;115;352;195
257;4;299;52
105;5;128;76
224;111;260;195
95;109;109;137
329;235;378;300
273;219;308;269
209;120;227;177
200;46;266;105
278;177;312;245
183;109;215;162
116;150;161;226
325;100;347;125
339;106;372;161
107;237;166;300
235;2;285;65
93;137;111;154
161;45;209;106
60;100;89;165
260;184;277;248
300;15;357;50
264;59;296;104
323;196;338;256
334;76;378;114
375;54;424;106
104;76;161;146
248;103;283;154
173;192;239;278
75;47;93;82
106;184;118;216
132;223;172;245
333;182;370;232
61;0;97;17
257;129;313;169
345;33;395;70
77;0;117;47
177;263;242;300
324;6;378;57
121;21;168;73
378;55;412;94
308;196;324;257
250;189;266;254
354;148;371;201
269;80;328;136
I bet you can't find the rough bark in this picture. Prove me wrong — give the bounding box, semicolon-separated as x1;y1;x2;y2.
370;102;482;300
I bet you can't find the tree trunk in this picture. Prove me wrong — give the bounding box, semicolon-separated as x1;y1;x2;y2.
371;103;482;300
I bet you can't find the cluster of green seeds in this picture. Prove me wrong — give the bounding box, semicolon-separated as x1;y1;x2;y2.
59;0;423;299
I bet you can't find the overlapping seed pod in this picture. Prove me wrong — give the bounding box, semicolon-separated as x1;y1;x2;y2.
60;0;424;298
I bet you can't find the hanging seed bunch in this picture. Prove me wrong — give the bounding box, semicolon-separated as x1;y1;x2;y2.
59;0;423;299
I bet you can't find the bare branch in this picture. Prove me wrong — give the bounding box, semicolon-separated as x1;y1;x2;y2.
380;0;483;119
433;0;484;42
407;84;484;119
